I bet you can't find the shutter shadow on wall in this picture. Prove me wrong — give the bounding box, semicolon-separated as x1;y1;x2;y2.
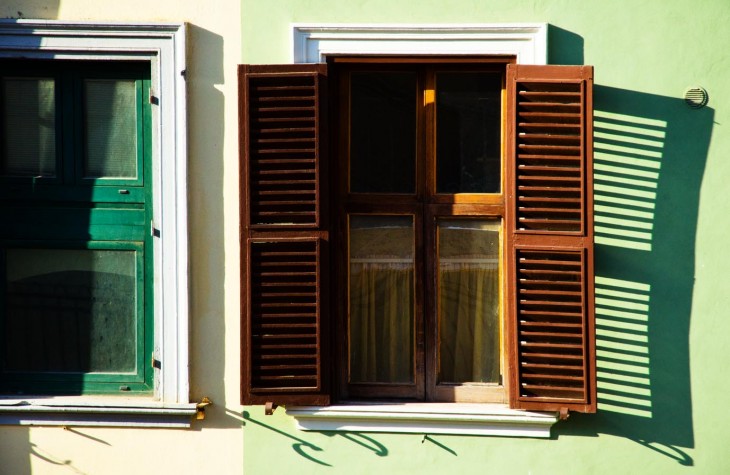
240;64;330;406
505;64;596;413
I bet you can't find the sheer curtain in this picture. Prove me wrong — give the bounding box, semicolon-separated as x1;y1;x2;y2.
349;260;413;383
348;217;414;384
437;219;500;384
438;259;499;383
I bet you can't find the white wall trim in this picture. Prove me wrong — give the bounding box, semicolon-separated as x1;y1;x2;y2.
287;404;559;438
292;23;547;64
0;397;197;428
0;20;189;408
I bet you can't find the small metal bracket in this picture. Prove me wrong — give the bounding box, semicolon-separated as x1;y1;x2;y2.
559;407;570;420
195;397;212;420
151;221;161;238
265;402;277;415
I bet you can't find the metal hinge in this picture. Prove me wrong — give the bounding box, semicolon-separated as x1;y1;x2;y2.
196;397;213;420
151;221;161;238
265;401;278;415
149;89;159;105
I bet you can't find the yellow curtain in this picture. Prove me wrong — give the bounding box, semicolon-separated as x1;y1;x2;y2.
438;263;499;383
349;262;413;383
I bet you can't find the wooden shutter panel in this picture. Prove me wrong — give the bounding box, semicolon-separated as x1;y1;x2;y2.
505;64;596;413
240;64;330;406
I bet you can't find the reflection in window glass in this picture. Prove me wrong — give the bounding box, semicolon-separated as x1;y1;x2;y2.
84;79;138;179
438;219;500;383
350;72;416;193
349;216;414;383
1;78;56;177
3;249;137;373
436;73;502;193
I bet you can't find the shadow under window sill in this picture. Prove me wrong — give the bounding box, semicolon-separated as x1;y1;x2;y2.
286;403;559;438
0;395;198;428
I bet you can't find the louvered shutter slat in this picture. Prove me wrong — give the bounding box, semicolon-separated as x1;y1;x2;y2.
506;64;596;414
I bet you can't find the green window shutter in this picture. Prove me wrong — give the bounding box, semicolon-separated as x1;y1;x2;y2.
505;64;596;414
240;64;330;406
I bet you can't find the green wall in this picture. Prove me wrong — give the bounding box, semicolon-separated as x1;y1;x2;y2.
241;1;730;473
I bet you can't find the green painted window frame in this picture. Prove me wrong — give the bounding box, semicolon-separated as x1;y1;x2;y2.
0;59;153;396
0;60;150;194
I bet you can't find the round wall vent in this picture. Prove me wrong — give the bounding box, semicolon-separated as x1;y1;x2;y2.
684;87;708;109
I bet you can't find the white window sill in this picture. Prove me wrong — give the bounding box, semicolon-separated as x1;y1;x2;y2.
0;396;198;428
286;403;559;438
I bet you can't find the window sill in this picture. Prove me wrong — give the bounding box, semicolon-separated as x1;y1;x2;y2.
0;396;198;428
286;403;559;438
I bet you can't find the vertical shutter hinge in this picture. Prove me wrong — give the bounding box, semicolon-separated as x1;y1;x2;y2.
151;221;161;238
149;90;159;105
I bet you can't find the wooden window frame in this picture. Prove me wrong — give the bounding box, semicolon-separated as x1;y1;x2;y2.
331;58;513;403
240;60;597;415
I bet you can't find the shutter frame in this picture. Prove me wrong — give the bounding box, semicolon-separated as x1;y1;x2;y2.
240;64;330;406
505;64;596;413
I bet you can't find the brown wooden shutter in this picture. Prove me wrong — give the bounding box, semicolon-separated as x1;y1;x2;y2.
505;64;596;413
240;64;330;406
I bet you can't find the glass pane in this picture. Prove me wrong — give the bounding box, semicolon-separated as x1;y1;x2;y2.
3;249;137;373
1;78;56;177
84;79;138;178
438;219;500;383
350;72;416;193
436;73;502;193
349;216;414;383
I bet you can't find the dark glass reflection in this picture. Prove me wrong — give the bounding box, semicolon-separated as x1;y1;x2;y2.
436;73;502;193
3;249;137;373
350;72;416;193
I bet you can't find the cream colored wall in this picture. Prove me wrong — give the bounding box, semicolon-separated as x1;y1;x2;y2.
0;1;243;474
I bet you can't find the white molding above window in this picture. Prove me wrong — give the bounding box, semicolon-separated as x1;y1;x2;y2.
287;404;559;438
291;23;547;64
0;20;191;426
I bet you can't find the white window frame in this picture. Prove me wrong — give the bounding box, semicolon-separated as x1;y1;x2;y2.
286;22;559;438
0;20;194;427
